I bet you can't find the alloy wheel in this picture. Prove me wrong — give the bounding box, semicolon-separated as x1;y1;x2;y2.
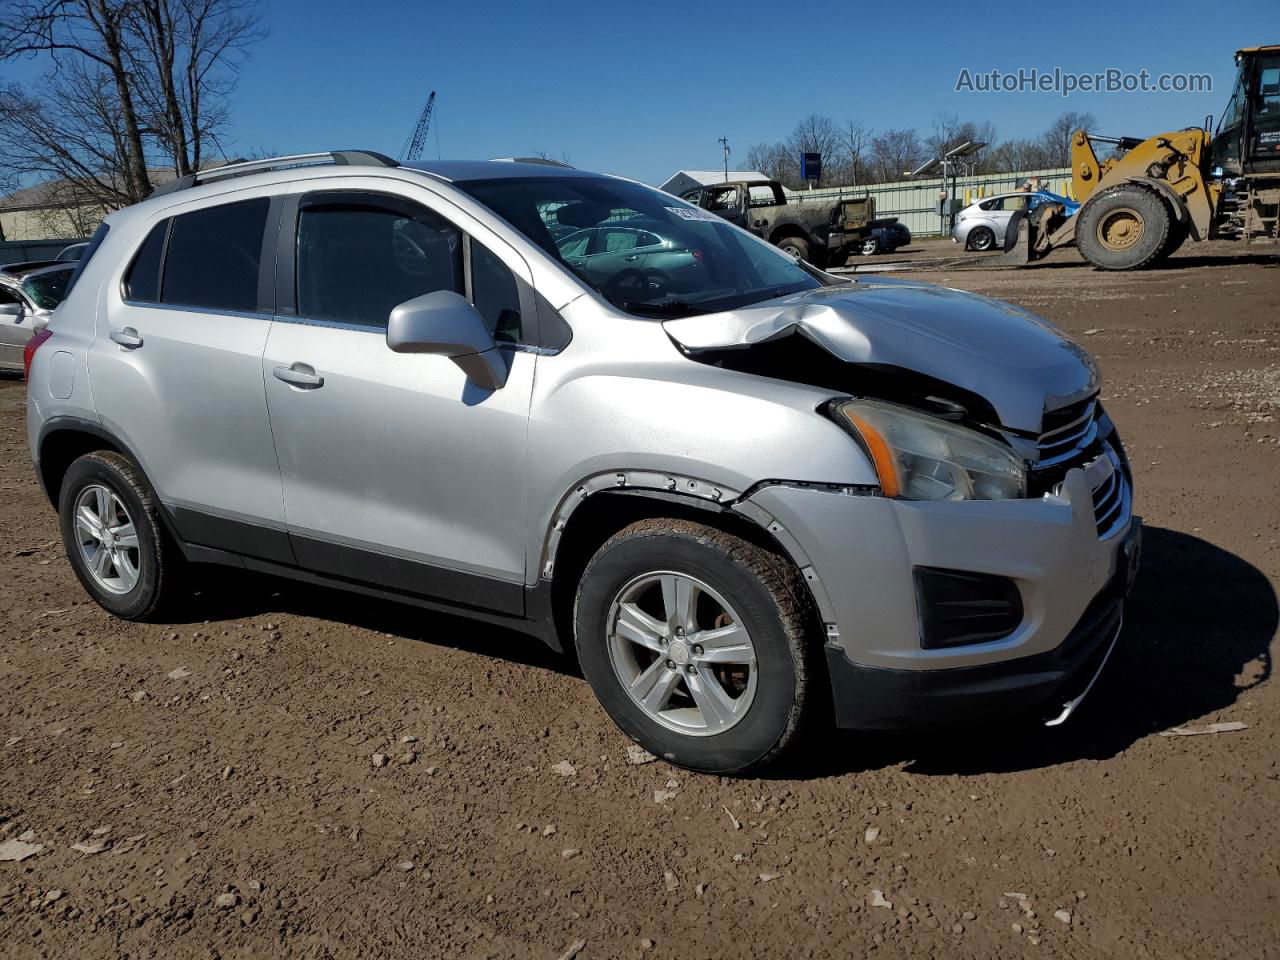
606;571;758;736
73;483;140;595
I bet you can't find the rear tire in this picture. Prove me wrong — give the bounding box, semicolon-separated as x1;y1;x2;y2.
1076;184;1171;270
574;518;817;775
58;451;185;621
775;235;810;263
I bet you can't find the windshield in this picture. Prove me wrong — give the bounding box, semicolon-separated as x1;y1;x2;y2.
457;176;822;317
22;267;73;310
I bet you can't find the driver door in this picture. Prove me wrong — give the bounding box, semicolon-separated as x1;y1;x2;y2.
261;185;536;612
703;185;747;227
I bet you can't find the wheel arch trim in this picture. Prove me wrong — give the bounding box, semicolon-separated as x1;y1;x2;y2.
538;469;842;638
1123;176;1189;223
35;416;148;505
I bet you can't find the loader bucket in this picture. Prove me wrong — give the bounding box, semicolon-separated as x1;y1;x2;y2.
990;209;1033;266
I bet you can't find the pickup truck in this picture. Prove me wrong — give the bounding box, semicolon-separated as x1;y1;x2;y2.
676;179;910;265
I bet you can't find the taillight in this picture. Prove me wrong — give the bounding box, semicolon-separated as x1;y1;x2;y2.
23;329;52;379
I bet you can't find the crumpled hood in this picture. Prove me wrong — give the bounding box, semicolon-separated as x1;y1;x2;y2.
663;277;1099;433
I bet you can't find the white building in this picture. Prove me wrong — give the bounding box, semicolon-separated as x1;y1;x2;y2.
658;169;770;196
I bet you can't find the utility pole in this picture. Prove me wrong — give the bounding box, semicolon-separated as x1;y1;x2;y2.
719;136;730;182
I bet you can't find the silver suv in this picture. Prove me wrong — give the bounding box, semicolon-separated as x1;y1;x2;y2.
26;152;1141;774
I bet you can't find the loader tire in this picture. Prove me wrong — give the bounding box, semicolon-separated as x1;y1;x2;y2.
1076;184;1171;271
1152;212;1190;264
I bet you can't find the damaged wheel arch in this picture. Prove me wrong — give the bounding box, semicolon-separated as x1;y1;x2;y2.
537;469;854;647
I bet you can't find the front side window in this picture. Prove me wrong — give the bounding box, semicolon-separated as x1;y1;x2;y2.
296;201;463;329
470;241;523;344
1256;60;1279;116
704;186;740;211
162;198;268;312
459;176;820;317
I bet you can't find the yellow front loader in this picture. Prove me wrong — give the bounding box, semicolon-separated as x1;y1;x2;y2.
998;44;1279;269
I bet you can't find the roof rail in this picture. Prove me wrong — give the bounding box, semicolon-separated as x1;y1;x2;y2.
149;150;398;198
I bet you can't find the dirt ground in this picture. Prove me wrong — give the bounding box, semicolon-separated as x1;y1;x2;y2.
2;241;1278;960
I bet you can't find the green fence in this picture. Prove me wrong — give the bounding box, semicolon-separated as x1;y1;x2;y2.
783;167;1074;237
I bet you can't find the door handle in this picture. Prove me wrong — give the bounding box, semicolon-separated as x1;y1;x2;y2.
623;254;640;262
109;327;143;349
273;363;324;388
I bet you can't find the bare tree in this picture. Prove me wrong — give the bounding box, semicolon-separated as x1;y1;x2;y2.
0;0;152;198
925;113;997;172
0;0;264;214
745;141;797;188
869;128;924;183
840;119;870;186
786;114;838;185
128;0;264;175
1040;111;1096;168
986;137;1052;173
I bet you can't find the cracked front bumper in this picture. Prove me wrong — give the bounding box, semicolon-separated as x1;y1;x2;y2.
742;464;1140;729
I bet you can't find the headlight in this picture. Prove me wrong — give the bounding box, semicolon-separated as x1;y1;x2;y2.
834;399;1026;501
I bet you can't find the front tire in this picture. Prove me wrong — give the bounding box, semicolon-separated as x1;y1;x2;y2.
1076;184;1171;270
966;226;995;251
574;519;817;774
58;451;184;621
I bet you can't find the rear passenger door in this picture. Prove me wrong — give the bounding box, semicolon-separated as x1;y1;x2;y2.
89;192;293;563
261;185;536;613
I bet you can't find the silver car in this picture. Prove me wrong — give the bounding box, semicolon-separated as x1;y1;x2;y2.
1;262;75;373
26;152;1140;774
952;192;1062;251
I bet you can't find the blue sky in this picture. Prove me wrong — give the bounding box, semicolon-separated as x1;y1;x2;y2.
5;0;1278;184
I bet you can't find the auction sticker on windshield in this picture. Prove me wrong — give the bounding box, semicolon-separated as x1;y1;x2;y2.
666;206;721;222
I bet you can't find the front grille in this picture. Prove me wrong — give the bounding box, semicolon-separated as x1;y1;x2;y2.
1026;396;1131;539
1091;452;1126;536
1036;397;1098;466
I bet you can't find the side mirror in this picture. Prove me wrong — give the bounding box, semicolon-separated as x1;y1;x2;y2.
0;302;24;320
386;290;508;391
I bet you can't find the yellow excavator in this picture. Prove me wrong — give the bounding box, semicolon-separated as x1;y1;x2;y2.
1000;44;1279;269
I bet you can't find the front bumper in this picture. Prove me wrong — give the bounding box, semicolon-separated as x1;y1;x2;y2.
739;459;1140;729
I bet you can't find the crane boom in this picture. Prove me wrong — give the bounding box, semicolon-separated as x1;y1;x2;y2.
401;90;436;162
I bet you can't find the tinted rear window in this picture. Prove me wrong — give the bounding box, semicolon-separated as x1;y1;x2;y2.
161;198;269;312
64;222;109;297
124;220;168;302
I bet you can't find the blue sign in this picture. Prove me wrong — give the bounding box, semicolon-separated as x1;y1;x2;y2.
801;152;822;181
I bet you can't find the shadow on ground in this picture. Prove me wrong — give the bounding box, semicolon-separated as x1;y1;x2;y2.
176;567;575;677
794;526;1277;778
169;526;1275;780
